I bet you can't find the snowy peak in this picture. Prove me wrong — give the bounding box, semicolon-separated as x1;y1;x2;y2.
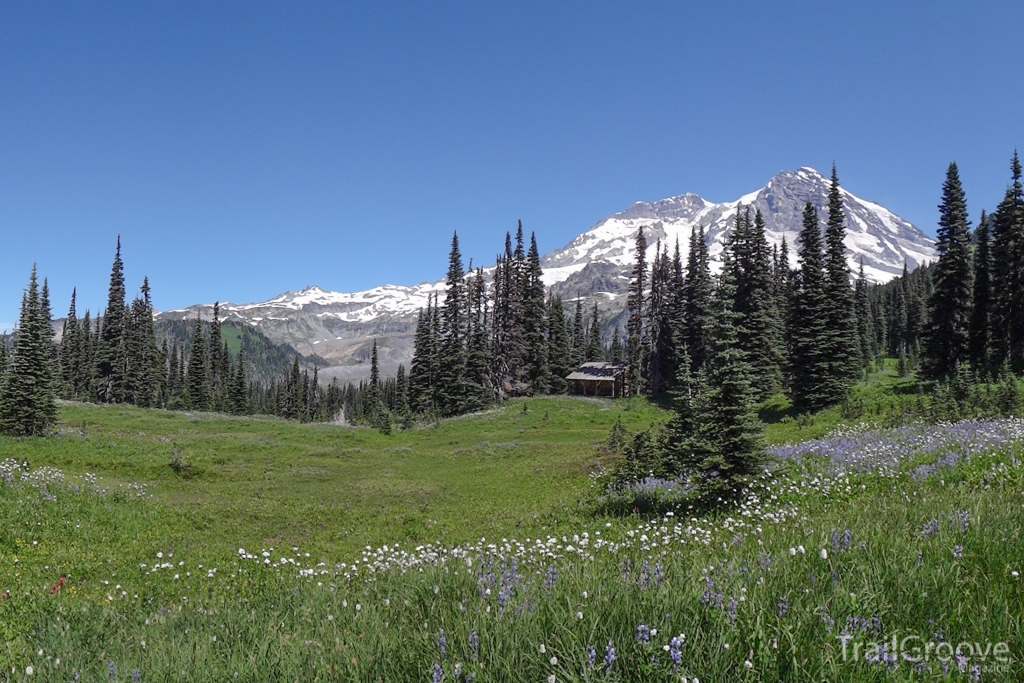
542;167;935;289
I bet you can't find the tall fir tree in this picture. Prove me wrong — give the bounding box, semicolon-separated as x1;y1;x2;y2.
690;246;764;499
790;203;833;412
683;224;714;373
0;266;58;436
94;237;128;403
731;208;782;400
522;233;549;392
436;233;467;414
570;296;586;368
822;166;860;400
969;210;993;371
185;318;211;411
464;269;492;411
546;294;570;394
229;347;249;415
625;226;647;396
990;152;1024;371
923;162;974;378
59;288;81;399
586;302;603;362
854;259;876;370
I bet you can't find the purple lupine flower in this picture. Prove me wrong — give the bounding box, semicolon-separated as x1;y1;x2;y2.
831;528;852;552
587;644;597;667
604;641;616;673
468;629;479;660
922;518;940;538
969;663;981;681
437;628;447;656
108;662;116;680
669;636;683;666
543;565;557;592
953;544;964;559
635;623;650;644
950;510;970;533
132;670;141;683
636;560;651;589
432;662;443;683
776;595;789;617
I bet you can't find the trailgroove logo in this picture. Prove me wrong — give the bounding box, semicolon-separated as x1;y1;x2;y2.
840;634;1011;676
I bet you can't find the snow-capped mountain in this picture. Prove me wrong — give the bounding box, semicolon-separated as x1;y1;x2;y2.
159;167;936;382
542;167;935;300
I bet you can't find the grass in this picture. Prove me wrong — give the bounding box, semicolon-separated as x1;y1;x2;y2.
1;396;666;561
2;368;1023;680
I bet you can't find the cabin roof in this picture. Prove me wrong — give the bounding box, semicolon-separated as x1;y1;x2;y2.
565;361;627;382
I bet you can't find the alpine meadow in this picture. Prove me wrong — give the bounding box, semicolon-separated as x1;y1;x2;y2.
1;157;1023;682
5;4;1024;681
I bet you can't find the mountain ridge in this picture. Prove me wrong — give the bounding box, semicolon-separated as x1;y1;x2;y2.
157;167;937;383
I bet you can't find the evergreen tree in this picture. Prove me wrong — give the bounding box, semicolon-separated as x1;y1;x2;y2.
436;233;467;414
690;247;764;500
94;237;128;403
645;241;674;393
394;362;411;421
991;152;1024;370
185;318;211;411
59;288;81;399
854;259;875;371
586;303;603;362
464;269;492;411
609;326;623;361
408;302;434;413
969;210;993;371
546;294;570;394
626;227;647;395
229;347;249;414
366;340;390;431
731;208;782;399
923;162;974;378
0;266;58;436
683;224;714;373
790;203;833;412
822;166;860;399
209;302;224;409
522;233;549;392
570;297;586;367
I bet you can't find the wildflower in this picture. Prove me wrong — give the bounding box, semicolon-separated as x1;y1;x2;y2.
437;629;447;656
576;611;583;620
539;643;546;654
26;665;34;676
636;623;650;644
745;660;753;669
431;662;443;683
604;642;616;671
548;676;556;683
789;547;796;556
777;595;789;618
586;644;597;667
468;630;479;660
668;636;683;666
820;549;828;560
953;545;963;559
550;656;558;666
1012;570;1020;578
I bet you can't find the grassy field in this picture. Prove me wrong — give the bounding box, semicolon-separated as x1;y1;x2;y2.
2;367;1023;680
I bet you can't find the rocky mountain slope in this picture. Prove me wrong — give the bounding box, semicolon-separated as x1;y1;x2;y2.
158;167;936;383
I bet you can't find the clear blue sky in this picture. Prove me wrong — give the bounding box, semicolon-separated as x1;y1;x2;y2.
2;1;1022;331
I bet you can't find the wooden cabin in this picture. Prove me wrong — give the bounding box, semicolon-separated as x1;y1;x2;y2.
566;361;626;398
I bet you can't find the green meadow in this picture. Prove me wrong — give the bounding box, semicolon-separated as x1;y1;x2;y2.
2;367;1023;681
